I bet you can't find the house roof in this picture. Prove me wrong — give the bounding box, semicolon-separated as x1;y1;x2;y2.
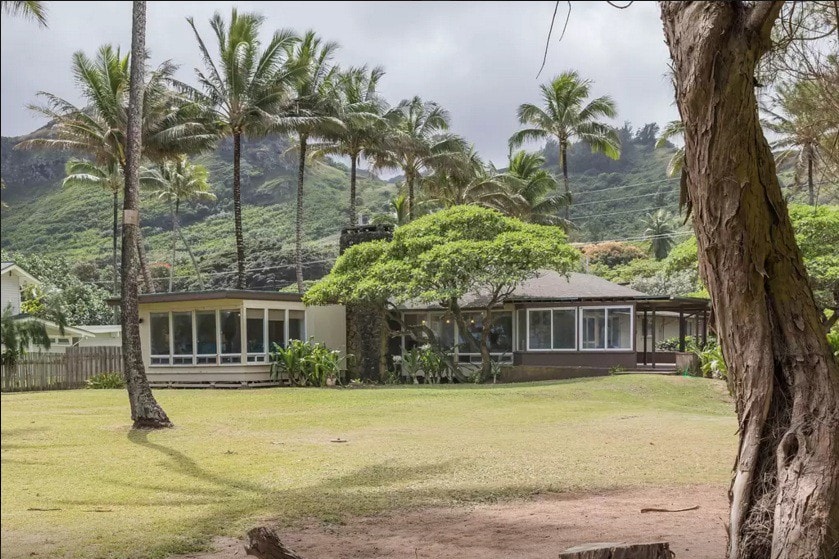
118;290;303;305
75;324;121;335
1;261;41;287
10;314;94;337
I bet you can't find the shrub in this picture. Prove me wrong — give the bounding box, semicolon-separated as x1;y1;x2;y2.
86;372;125;389
269;338;344;387
580;242;646;268
827;327;839;360
695;342;727;381
400;345;452;384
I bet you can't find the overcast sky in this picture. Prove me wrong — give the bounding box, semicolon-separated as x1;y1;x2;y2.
0;1;678;165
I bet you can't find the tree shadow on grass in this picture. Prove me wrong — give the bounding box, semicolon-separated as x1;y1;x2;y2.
50;429;540;557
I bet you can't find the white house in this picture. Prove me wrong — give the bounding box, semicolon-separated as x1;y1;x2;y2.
1;261;40;314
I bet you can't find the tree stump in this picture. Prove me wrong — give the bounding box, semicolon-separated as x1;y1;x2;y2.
245;526;306;559
558;541;673;559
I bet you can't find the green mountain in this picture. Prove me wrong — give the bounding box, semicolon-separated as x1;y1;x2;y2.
1;124;686;290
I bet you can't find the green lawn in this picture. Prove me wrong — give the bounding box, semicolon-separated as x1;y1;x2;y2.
1;376;736;559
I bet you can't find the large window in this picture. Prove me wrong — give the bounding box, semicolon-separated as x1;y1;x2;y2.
581;307;632;350
528;310;552;350
150;313;170;364
607;308;632;349
429;313;455;351
402;313;425;352
489;312;513;353
527;308;576;350
552;309;576;349
149;307;305;366
581;308;606;349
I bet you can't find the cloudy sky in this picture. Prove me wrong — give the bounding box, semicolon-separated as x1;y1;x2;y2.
0;1;678;165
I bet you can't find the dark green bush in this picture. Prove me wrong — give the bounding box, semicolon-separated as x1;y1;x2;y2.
86;372;125;389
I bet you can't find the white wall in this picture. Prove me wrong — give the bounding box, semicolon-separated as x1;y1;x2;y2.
306;305;347;357
1;271;21;314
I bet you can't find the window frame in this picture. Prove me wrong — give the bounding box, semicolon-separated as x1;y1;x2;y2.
525;307;578;352
579;305;634;352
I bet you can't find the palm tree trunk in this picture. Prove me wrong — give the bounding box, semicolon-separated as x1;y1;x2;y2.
135;232;153;293
121;0;171;430
807;151;815;206
169;200;177;292
560;141;569;221
177;224;204;290
295;133;308;294
233;131;245;289
407;171;414;221
112;190;119;297
349;153;358;226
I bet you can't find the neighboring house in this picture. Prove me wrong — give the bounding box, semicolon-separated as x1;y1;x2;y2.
396;271;710;381
76;325;122;348
1;261;40;314
135;290;345;387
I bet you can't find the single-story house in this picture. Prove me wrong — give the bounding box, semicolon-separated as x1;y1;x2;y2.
396;271;710;382
76;324;122;348
135;290;345;387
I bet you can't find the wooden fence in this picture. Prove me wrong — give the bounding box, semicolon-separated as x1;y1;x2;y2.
1;346;123;392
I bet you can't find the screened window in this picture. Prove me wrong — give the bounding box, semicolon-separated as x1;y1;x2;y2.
582;308;606;349
607;308;632;349
220;310;241;363
528;310;552;350
172;312;193;364
429;313;455;351
150;313;170;362
552;309;576;349
288;310;305;341
402;313;425;352
195;311;217;363
246;309;265;362
459;312;484;353
267;309;285;350
488;312;513;353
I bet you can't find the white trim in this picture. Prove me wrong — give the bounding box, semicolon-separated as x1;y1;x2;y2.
578;305;634;352
525;307;578;352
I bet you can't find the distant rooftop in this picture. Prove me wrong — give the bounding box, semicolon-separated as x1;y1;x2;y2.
113;289;303;305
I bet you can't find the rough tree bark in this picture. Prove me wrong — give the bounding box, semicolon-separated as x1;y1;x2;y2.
559;140;569;221
406;169;415;221
660;2;839;558
349;153;358;226
233;131;245;289
112;190;119;296
121;0;171;429
295;133;308;294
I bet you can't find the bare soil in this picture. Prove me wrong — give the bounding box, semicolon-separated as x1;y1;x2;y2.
175;484;728;559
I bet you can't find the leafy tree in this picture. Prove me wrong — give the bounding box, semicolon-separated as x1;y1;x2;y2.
63;160;123;296
142;157;215;291
312;66;387;227
1;306;53;366
306;205;579;378
421;146;515;211
661;4;838;554
122;0;171;429
655;120;685;178
580;241;646;268
504;150;570;227
186;9;299;289
509;71;620;220
634;122;660;148
642;209;676;260
20;44;214;291
1;0;46;26
378;96;465;220
284;31;344;293
763;79;838;205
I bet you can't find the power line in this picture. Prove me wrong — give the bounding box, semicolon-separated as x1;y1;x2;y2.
572;177;679;195
572;190;675;208
572;204;681;220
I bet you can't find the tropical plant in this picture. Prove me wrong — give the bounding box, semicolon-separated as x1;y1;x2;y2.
695;341;728;381
186;9;299;289
580;241;646;268
421;146;515;211
284;31;344;293
141;156;215;291
642;209;677;260
312;65;387;226
763;79;838;206
377;96;465;220
86;371;126;389
63;160;123;295
504;150;570;226
269;338;343;387
0;305;53;366
509;71;620;220
19;44;214;292
655;120;685;178
1;0;46;26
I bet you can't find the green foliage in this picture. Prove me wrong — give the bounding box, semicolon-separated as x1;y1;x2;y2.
827;327;839;359
269;338;343;387
0;306;52;365
581;241;646;268
85;372;125;389
787;204;839;317
1;249;112;325
398;345;452;384
696;342;728;381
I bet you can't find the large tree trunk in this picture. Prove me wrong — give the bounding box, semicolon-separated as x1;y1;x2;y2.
121;0;171;430
660;3;839;558
233;131;246;289
135;230;153;293
169;200;176;292
559;141;569;221
295;133;307;294
112;189;119;296
349;153;358;227
406;170;414;221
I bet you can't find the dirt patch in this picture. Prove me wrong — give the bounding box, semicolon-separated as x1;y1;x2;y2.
175;485;727;559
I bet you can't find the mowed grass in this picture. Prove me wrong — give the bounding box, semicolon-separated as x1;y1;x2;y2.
1;375;736;559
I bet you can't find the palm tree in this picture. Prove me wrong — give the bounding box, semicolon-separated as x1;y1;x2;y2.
1;0;47;26
655;120;685;177
643;209;676;260
284;31;344;294
504;150;570;227
509;71;620;220
311;65;387;227
421;146;515;210
763;81;836;206
63;160;123;295
19;45;214;292
122;0;171;429
390;193;411;226
142;157;215;291
379;96;465;220
186;9;299;289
